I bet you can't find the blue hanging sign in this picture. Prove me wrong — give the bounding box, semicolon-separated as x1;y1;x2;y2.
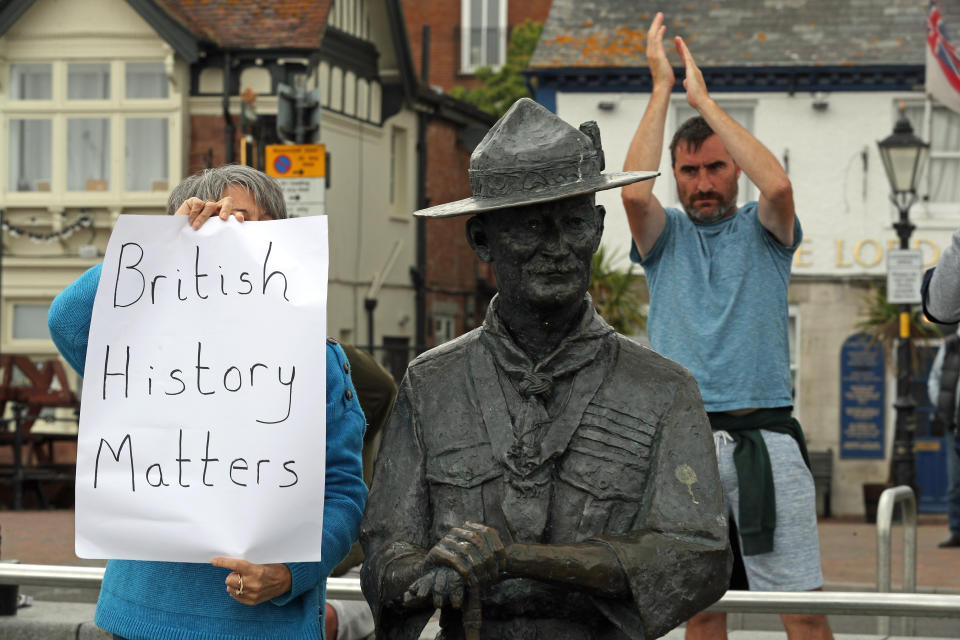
839;333;886;459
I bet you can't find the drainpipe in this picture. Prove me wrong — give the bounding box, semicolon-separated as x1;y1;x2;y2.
223;52;235;164
413;26;430;354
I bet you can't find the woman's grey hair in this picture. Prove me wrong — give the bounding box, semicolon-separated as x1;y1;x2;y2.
165;165;287;219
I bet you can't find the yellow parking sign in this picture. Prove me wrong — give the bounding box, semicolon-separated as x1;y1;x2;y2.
265;144;326;179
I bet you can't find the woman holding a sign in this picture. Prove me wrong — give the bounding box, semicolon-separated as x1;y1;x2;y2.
49;166;368;640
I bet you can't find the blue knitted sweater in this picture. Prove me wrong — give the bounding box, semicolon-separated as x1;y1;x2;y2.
49;264;367;640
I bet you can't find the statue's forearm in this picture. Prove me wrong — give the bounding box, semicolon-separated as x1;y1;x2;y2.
379;553;426;607
502;542;629;598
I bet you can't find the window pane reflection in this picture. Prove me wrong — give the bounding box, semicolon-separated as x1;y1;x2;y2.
68;63;110;100
68;118;110;190
10;63;52;100
126;118;168;191
126;62;168;99
8;119;52;192
13;304;52;340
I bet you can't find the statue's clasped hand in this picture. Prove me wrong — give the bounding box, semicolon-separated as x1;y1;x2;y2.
403;522;505;609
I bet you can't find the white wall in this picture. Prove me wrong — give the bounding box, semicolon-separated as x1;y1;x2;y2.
557;90;958;275
322;109;418;347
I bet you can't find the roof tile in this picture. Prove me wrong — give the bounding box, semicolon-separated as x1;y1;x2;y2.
531;0;948;69
156;0;332;50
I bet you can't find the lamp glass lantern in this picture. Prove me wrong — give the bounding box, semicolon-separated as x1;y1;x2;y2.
877;109;930;195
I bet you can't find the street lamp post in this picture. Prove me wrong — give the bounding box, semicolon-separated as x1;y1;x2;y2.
877;105;930;489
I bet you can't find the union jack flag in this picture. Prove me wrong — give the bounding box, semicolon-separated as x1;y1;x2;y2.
927;0;960;112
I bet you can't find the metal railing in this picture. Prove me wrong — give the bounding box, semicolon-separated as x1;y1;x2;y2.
1;564;958;622
876;485;918;636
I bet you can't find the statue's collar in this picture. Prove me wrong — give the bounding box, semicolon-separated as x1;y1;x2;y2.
481;293;613;372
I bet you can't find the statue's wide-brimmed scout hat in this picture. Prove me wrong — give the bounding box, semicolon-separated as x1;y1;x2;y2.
414;98;658;218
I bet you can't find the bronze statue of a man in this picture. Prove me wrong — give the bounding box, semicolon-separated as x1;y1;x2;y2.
360;98;731;640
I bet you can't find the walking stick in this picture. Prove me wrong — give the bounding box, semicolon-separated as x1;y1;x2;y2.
463;585;482;640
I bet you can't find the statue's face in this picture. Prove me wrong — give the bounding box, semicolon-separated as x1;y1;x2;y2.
479;195;602;313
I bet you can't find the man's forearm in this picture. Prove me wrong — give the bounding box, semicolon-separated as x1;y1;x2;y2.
622;86;671;254
503;541;629;598
695;98;790;202
624;86;671;178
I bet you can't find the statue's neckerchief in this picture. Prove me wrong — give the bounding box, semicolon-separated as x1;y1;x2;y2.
473;294;613;541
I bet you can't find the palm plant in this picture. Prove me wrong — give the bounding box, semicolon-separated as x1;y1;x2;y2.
589;246;646;335
856;282;939;369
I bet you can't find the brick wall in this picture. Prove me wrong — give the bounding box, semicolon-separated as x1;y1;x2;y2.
402;0;554;93
188;115;242;175
424;118;495;344
508;0;553;34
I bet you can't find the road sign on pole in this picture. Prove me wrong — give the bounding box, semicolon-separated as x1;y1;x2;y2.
265;144;326;178
265;144;326;217
277;178;325;218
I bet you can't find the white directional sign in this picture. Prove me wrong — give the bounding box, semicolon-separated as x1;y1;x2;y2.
886;249;923;304
278;177;325;217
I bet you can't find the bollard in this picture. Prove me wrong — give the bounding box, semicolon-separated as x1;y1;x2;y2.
876;485;917;636
0;525;19;615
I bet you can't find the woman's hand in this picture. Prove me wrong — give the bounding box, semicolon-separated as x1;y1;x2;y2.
211;557;293;606
174;196;245;230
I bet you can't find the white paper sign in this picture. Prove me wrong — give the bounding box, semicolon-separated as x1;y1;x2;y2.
886;249;923;304
75;215;328;563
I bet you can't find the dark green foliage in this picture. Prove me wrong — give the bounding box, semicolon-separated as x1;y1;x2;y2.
857;282;939;369
589;246;646;335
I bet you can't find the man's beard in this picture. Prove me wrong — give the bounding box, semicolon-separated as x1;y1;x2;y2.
681;189;738;223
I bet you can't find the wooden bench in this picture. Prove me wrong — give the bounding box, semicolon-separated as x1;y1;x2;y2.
0;356;79;509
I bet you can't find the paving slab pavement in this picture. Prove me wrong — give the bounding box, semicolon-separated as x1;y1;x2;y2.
0;600;109;639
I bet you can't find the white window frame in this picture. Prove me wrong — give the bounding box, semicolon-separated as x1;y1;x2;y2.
789;305;801;422
389;125;409;216
671;99;758;207
460;0;508;74
902;96;960;220
3;298;57;355
1;59;179;207
434;313;457;344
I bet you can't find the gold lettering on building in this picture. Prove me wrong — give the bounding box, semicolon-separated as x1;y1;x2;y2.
854;239;882;268
915;238;940;268
835;239;853;268
798;237;941;271
794;239;813;268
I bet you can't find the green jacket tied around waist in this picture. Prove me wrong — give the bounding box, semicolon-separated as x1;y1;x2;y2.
709;408;810;556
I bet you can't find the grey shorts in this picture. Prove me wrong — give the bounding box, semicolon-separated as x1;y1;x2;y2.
714;429;825;591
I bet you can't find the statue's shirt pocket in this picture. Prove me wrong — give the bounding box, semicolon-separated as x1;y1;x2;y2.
559;403;656;501
425;443;501;488
425;443;502;538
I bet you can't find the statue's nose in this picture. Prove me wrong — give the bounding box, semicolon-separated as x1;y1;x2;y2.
540;223;566;255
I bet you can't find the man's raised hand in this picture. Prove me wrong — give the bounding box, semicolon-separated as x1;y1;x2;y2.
675;36;710;111
646;12;674;90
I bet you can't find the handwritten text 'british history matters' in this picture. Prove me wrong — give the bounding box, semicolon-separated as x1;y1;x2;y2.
75;215;329;563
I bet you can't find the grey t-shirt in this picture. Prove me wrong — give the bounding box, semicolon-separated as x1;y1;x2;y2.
630;203;801;412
